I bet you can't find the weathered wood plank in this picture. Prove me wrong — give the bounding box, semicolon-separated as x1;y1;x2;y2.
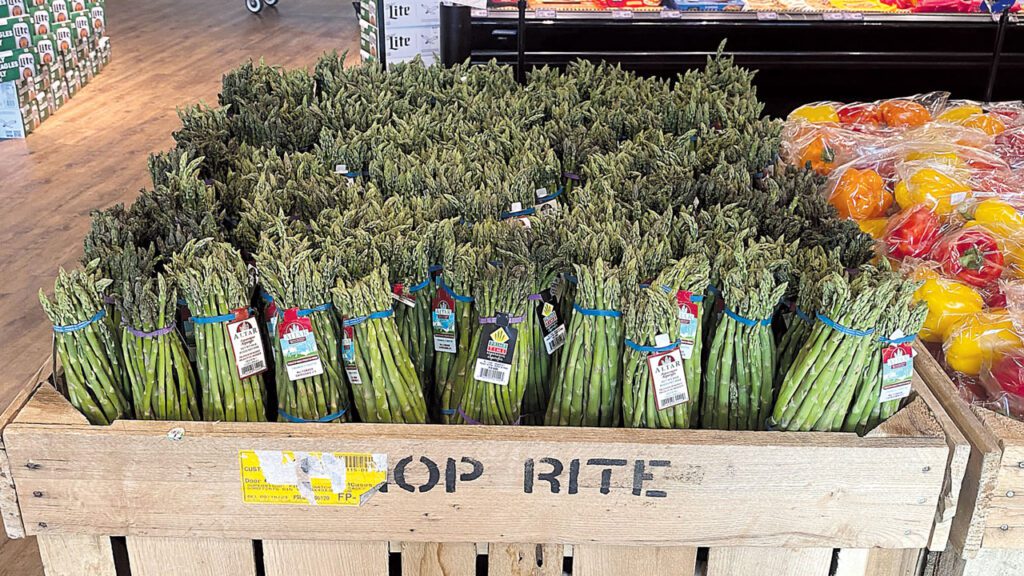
979;442;1024;548
488;544;562;576
401;542;476;576
36;534;116;576
0;363;46;539
706;547;831;576
3;417;947;548
574;545;696;576
13;383;87;427
125;536;255;576
264;540;388;576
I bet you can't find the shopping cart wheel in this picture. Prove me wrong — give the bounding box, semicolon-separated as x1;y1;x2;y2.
264;0;278;5
246;0;263;14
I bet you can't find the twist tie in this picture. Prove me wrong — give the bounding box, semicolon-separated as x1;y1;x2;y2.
500;206;536;220
124;323;176;339
724;306;772;328
573;303;622;318
438;276;474;303
816;313;875;338
879;333;917;345
279;407;348;423
625;338;680;354
795;307;813;324
479;313;527;325
52;309;106;334
193;308;255;325
343;309;394;327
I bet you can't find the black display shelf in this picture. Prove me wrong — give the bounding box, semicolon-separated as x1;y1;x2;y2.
440;5;1023;116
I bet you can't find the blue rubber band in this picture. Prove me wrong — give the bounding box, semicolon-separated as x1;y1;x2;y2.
343;309;394;327
428;264;444;273
624;338;680;354
279;407;348;423
260;290;274;304
723;306;772;328
500;206;536;220
816;313;875;338
193;308;255;325
879;334;917;345
573;303;621;318
408;277;431;293
176;298;188;306
297;302;333;317
437;276;474;303
689;293;705;303
795;307;813;324
537;187;563;204
563;273;578;285
707;284;720;296
53;309;106;334
440;408;456;416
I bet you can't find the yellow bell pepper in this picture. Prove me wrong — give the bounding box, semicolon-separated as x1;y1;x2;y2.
892;167;971;215
857;217;889;239
914;277;984;343
789;104;840;124
904;150;963;168
944;311;1022;376
938;104;984;123
967;199;1024;276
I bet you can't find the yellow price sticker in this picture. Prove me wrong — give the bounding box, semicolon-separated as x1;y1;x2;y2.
239;450;387;507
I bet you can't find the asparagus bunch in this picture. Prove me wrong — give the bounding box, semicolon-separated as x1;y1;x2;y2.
771;267;898;432
656;253;711;426
521;218;565;425
172;238;267;422
546;259;623;427
704;239;789;431
119;272;200;421
433;230;478;424
388;230;436;400
39;264;130;425
332;267;428;423
844;277;927;434
255;222;351;422
776;247;843;388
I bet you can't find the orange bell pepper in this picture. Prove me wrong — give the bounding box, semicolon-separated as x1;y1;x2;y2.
879;100;931;128
829;168;892;220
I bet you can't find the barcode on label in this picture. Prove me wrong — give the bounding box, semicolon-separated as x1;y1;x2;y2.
479;368;504;380
544;325;566;355
239;361;266;376
662;394;687;406
474;359;511;386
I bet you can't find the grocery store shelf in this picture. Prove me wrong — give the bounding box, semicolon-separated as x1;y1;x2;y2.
472;8;1020;24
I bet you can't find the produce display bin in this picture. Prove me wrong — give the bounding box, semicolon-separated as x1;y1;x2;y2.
914;342;1024;575
0;359;968;576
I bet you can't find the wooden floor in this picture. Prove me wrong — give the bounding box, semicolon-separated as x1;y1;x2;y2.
0;1;358;573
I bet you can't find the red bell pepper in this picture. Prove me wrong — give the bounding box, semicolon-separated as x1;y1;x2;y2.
989;353;1024;397
837;103;880;127
883;205;942;260
932;228;1005;287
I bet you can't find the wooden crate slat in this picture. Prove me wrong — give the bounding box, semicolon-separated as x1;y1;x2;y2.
0;362;46;539
400;542;477;576
573;545;697;576
925;547;1024;576
487;543;563;576
264;540;388;576
125;536;257;576
980;441;1024;548
3;409;949;548
706;547;831;576
13;383;88;427
913;341;1004;557
36;534;117;576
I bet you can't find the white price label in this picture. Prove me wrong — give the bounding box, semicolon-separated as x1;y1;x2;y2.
434;333;457;353
648;346;688;410
660;9;680;18
345;366;363;385
228;316;268;379
543;324;566;355
756;11;779;20
611;10;633;19
474;358;512;386
471;8;488;17
823;12;845;20
536;9;556;18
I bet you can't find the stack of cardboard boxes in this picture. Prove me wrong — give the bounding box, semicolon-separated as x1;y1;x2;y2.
0;0;109;139
360;0;440;67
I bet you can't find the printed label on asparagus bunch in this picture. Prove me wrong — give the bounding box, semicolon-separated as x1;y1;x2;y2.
535;187;560;214
880;338;914;403
535;289;565;354
648;334;688;410
391;283;416;307
228;308;268;379
676;290;699;360
432;288;457;354
239;450;387;507
278;308;325;381
341;324;362;384
474;314;517;386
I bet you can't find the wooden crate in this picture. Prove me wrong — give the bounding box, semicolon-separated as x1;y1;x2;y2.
0;361;968;576
913;341;1024;575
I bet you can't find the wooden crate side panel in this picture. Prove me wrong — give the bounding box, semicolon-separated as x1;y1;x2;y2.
3;418;949;549
706;547;831;576
264;540;388;576
913;341;1003;557
36;534;117;576
979;443;1024;548
0;363;46;539
573;545;696;576
401;542;477;576
834;548;923;576
488;543;564;576
926;547;1024;576
125;536;256;576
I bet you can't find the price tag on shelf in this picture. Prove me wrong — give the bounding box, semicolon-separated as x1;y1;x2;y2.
823;12;845;20
660;9;681;18
756;11;778;20
536;9;557;18
611;9;634;19
471;8;487;17
843;12;864;20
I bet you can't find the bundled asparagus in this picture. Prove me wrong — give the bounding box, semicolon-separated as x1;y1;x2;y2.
771;266;898;432
546;259;624;427
256;223;351;422
172;239;268;422
119;272;201;421
704;239;789;431
521;218;566;425
433;231;478;424
456;224;535;425
332;267;428;423
388;231;436;400
39;264;130;425
656;253;711;426
843;277;927;434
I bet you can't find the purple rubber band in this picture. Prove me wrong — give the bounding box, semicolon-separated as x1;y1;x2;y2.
123;323;175;339
479;314;527;325
457;406;521;426
102;294;115;305
527;294;543;301
563;171;581;181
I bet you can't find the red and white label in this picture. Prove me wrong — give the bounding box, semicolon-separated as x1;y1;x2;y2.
227;308;267;379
